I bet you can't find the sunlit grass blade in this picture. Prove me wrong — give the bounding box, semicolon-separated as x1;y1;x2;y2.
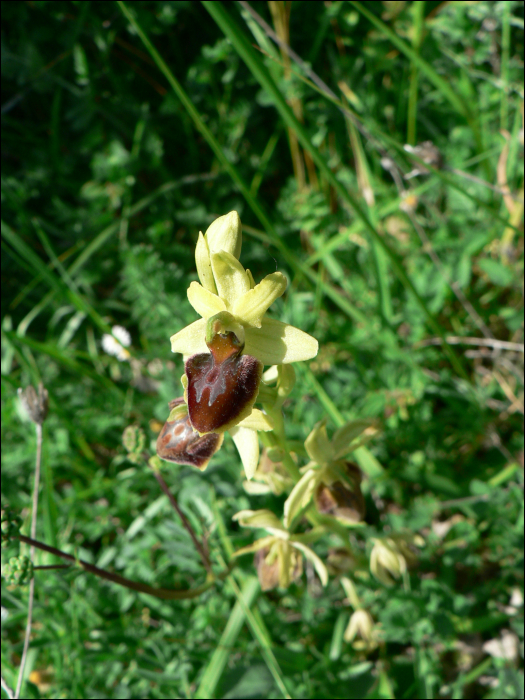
2;221;112;336
4;331;120;394
195;576;260;699
9;175;216;335
350;1;491;180
228;574;292;699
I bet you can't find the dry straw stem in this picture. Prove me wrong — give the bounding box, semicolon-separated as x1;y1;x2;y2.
418;337;524;353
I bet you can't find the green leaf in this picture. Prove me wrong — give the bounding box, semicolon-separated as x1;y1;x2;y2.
478;258;515;287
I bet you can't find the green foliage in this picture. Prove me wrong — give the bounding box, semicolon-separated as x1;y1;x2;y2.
2;1;523;698
2;555;34;587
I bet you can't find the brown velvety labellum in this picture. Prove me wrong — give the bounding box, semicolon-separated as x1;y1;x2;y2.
185;332;263;434
156;398;222;469
254;546;281;592
315;462;366;523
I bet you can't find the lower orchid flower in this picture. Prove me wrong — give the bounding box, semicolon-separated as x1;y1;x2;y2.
231;509;328;590
283;419;377;527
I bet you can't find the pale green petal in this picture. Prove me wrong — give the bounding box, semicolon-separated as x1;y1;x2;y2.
229;425;260;480
332;420;379;460
244;318;319;365
231;535;277;557
232;509;283;530
369;547;395;586
237;408;273;431
187;281;226;319
211;251;250;308
246;268;256;289
292;541;328;586
205;211;242;259
195;231;217;294
266;527;290;540
232;272;287;328
279;541;294;588
304;420;333;464
243;481;273;495
170;318;207;356
262;365;279;383
283;469;318;529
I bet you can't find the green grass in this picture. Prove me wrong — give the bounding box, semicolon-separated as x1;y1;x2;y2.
2;2;524;698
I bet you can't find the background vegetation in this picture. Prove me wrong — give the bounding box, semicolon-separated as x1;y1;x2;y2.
1;1;523;698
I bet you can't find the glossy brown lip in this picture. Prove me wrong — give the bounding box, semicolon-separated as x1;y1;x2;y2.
185;330;263;434
315;463;365;523
156;398;223;469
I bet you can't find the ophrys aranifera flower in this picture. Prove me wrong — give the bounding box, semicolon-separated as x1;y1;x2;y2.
166;212;318;478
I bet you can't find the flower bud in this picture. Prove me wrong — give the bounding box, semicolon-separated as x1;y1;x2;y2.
122;425;146;455
344;609;377;651
205;211;242;259
1;507;21;549
2;554;34;586
370;538;406;586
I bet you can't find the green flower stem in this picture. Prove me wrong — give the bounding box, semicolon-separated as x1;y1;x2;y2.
261;407;301;482
18;534;232;600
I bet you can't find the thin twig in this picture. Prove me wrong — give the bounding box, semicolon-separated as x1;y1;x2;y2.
18;534;231;600
150;468;212;574
438;493;490;508
238;1;337;103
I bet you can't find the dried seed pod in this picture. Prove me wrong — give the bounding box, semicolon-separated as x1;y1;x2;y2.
18;383;48;425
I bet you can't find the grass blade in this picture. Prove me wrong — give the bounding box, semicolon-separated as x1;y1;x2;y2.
203;1;469;380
